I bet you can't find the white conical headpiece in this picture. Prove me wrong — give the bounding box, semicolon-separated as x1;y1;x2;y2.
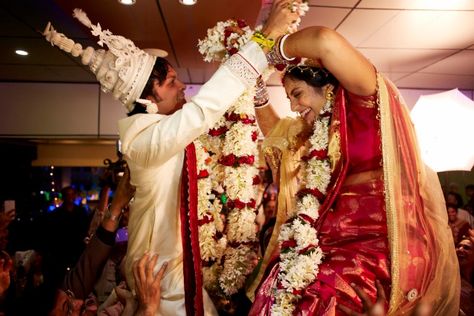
43;8;168;112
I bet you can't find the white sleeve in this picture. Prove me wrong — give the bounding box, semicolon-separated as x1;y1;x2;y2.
119;41;267;167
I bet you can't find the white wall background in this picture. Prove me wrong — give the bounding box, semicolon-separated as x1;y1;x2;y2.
0;82;472;138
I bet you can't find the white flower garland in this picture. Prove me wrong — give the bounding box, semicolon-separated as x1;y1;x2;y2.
271;95;334;315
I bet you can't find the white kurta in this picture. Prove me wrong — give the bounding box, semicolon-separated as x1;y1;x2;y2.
118;42;267;315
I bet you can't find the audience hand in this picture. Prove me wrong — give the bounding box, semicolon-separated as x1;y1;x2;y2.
337;280;387;316
0;252;12;296
48;290;83;316
337;280;431;316
113;164;136;210
102;164;135;232
133;253;168;316
114;282;137;316
0;208;15;230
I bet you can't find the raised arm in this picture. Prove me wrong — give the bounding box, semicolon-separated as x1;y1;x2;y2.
283;26;377;96
61;167;135;299
119;4;299;167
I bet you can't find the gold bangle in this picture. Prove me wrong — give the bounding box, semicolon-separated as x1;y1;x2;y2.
251;32;275;50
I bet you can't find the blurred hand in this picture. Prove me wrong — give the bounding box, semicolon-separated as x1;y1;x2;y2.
48;290;83;316
113;164;136;210
0;253;12;296
133;253;168;316
338;280;387;316
101;164;135;232
261;0;301;39
412;301;432;316
0;208;15;230
114;282;137;316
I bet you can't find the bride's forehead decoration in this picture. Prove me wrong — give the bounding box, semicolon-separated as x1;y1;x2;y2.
286;65;330;80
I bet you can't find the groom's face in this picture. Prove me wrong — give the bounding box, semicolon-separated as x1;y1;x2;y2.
148;66;187;115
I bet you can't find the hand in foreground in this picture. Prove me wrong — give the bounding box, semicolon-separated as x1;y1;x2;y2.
337;280;387;316
133;253;168;316
261;0;301;40
102;164;135;232
48;290;83;316
112;164;136;210
0;252;12;296
468;228;474;244
108;282;136;316
0;208;15;230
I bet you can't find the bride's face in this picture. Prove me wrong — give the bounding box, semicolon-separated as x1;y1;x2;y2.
284;77;325;126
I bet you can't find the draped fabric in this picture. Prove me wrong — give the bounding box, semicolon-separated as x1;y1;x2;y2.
248;74;460;315
246;118;312;300
180;143;204;316
379;77;459;315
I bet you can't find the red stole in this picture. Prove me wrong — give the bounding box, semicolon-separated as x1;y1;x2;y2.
315;87;350;230
180;143;204;316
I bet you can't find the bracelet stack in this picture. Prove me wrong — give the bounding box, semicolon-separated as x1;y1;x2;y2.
266;34;295;70
254;75;269;108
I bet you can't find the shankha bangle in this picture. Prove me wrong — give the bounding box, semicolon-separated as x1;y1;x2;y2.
279;34;295;61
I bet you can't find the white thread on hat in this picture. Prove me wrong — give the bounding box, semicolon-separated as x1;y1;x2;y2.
136;99;159;114
43;8;167;112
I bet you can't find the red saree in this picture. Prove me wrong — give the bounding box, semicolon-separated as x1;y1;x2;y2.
249;75;460;315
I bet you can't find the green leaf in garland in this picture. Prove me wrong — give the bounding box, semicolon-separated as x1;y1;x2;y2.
220;193;228;205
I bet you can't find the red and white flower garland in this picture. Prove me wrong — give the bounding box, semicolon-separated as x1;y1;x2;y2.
197;19;255;63
271;95;334;315
197;18;261;296
195;86;261;296
196;0;309;298
195;139;227;260
218;89;260;295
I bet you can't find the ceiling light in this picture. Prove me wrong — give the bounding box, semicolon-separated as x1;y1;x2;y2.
118;0;136;5
179;0;197;5
15;49;28;56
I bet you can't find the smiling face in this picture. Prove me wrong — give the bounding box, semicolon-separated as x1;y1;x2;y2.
456;238;474;267
284;76;327;126
447;206;458;222
147;66;186;115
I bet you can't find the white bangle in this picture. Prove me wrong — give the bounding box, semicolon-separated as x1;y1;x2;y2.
279;34;295;61
105;203;123;222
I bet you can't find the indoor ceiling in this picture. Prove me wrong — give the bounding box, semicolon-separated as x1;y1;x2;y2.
1;0;473;90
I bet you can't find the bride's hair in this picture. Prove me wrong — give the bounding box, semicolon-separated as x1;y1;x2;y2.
283;65;338;88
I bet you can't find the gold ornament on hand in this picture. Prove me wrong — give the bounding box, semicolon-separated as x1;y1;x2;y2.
251;31;276;50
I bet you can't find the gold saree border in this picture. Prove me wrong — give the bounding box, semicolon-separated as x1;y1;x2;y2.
377;74;403;314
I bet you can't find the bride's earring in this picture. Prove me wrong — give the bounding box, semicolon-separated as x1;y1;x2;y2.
323;85;335;112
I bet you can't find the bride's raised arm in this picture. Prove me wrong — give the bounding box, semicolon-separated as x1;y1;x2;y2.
283;26;377;96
